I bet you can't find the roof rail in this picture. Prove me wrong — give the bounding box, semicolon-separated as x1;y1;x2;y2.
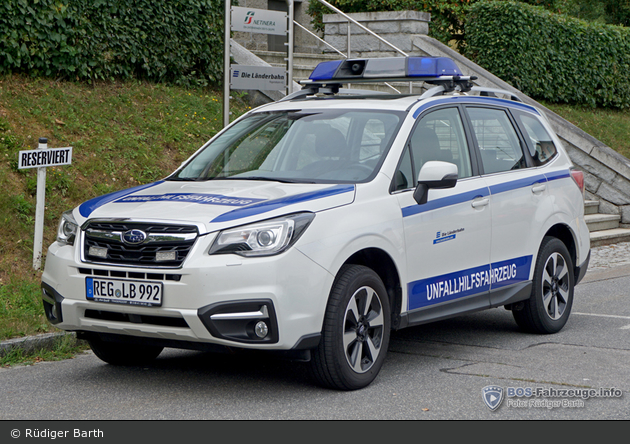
279;87;390;101
470;86;522;102
418;85;522;102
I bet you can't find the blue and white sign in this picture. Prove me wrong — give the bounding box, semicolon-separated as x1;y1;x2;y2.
231;65;286;91
231;6;287;35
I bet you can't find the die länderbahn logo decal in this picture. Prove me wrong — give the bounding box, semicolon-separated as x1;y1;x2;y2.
482;385;504;411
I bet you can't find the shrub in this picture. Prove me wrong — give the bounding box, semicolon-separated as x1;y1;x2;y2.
465;1;630;108
0;0;224;86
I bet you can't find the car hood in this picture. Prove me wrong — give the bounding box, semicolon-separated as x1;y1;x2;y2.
76;180;356;233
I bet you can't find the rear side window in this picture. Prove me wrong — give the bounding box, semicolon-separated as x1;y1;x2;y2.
513;112;558;166
467;107;526;174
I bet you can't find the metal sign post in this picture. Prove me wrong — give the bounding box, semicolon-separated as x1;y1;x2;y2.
286;0;294;96
224;0;231;128
18;138;73;270
223;1;293;127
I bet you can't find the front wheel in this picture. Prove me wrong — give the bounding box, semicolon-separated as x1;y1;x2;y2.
310;265;391;390
513;237;574;334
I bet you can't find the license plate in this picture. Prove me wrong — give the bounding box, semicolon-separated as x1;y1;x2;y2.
86;277;163;307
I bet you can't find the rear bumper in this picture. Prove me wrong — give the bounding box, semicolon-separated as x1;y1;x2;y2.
575;249;591;286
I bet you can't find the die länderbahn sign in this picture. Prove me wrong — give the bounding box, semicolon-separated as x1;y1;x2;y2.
224;2;294;126
231;65;286;91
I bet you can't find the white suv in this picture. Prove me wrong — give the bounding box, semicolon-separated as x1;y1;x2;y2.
42;57;590;390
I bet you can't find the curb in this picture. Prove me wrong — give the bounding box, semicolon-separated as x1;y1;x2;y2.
0;332;80;358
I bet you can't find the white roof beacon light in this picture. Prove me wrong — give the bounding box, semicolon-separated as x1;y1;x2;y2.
299;56;478;95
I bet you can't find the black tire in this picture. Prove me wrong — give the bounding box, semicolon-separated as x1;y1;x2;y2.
88;335;163;366
310;264;391;390
513;237;574;334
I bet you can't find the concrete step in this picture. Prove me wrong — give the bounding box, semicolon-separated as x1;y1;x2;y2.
585;213;620;232
590;228;630;247
584;200;599;215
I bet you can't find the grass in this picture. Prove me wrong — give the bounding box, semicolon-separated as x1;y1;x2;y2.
0;333;89;367
542;101;630;159
0;74;251;342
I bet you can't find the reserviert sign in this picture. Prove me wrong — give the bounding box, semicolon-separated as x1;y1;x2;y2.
18;146;73;169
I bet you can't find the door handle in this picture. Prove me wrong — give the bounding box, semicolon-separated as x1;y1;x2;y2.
471;197;489;208
531;184;546;194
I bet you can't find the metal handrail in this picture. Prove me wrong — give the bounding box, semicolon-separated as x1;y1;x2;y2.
293;20;400;93
293;20;346;58
293;1;405;93
314;0;409;57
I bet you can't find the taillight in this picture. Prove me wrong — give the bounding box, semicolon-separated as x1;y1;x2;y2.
570;167;585;195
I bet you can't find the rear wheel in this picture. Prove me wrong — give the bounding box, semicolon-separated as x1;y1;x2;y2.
310;265;391;390
87;335;163;366
513;237;574;334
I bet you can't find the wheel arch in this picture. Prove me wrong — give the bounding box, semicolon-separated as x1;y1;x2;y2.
343;247;404;330
542;223;577;268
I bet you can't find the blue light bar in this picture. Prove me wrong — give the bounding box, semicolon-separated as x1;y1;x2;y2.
309;60;343;81
407;57;462;77
307;57;463;82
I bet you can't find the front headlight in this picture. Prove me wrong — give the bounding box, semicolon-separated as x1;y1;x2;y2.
208;212;315;257
56;210;78;246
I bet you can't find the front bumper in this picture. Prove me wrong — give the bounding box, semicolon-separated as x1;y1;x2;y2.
41;238;333;351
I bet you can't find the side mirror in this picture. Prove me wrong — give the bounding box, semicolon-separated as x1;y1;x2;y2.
413;161;458;205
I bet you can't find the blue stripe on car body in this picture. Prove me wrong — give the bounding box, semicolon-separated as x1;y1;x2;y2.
407;255;533;311
79;181;164;218
402;170;570;218
210;184;356;223
402;187;489;218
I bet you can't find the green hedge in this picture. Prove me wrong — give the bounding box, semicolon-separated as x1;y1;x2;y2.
465;1;630;108
0;0;224;86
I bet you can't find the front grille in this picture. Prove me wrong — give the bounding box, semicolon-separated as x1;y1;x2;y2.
83;222;198;268
78;268;182;281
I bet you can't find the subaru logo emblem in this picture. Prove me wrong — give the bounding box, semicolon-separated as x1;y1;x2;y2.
482;385;504;411
121;229;147;245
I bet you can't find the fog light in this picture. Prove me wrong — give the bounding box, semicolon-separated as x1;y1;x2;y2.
88;246;108;258
255;321;269;338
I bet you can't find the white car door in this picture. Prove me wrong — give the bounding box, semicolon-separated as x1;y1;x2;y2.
464;105;552;306
393;106;493;325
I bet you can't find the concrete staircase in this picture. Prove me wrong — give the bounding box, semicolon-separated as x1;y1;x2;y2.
585;200;630;247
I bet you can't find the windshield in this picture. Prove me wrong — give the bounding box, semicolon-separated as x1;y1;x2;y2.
171;109;404;183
